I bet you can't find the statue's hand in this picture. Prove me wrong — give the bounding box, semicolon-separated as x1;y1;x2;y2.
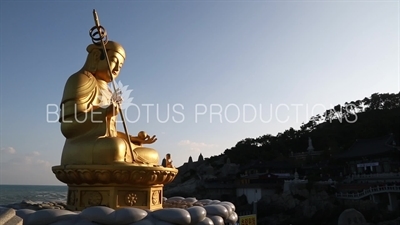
129;132;157;145
142;135;157;144
111;89;123;104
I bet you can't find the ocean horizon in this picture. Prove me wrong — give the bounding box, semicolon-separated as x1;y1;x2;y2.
0;184;68;206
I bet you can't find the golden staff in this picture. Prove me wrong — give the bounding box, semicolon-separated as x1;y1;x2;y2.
89;9;137;163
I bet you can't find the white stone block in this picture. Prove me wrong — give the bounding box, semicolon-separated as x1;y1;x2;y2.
152;208;191;225
187;206;207;225
80;206;115;225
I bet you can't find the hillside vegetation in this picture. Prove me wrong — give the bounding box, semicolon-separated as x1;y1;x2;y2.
222;92;400;164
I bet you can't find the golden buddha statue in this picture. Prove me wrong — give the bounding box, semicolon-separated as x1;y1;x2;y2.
165;153;175;168
59;41;160;166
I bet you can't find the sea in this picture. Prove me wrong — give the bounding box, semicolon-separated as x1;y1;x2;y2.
0;185;68;206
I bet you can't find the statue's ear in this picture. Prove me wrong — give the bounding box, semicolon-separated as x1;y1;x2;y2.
92;49;101;61
87;49;101;73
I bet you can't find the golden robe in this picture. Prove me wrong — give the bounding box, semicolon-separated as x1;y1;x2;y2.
59;71;159;165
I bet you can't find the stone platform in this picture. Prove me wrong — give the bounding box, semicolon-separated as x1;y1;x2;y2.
6;197;237;225
0;208;22;225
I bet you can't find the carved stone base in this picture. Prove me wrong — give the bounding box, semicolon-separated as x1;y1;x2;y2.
66;185;164;211
52;164;178;211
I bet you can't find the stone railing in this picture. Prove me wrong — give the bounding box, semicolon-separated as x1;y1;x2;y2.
347;172;400;180
284;179;308;183
335;185;400;199
316;180;337;185
284;179;336;184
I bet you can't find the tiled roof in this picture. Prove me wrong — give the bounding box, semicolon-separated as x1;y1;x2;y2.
335;135;398;159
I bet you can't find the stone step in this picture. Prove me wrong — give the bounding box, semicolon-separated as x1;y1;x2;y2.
0;208;15;225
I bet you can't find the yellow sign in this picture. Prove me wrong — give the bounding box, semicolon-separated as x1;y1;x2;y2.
239;214;257;225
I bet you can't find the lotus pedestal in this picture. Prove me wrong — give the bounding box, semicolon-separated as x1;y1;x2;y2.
52;165;178;211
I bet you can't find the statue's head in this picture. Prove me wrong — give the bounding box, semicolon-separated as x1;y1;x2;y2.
84;41;126;82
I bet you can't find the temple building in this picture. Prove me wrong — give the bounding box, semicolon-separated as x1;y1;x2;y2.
333;134;400;188
334;134;400;212
335;134;399;176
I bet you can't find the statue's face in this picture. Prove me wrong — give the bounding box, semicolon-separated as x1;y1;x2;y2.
95;50;125;82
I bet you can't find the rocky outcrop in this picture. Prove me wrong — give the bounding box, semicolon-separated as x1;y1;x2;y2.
164;155;239;199
259;188;334;218
255;187;342;225
338;208;368;225
164;178;200;197
2;200;67;211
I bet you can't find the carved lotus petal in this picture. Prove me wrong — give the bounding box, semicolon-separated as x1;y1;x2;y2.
66;169;81;184
167;173;177;184
52;165;178;186
130;170;146;183
157;171;168;183
155;175;162;183
53;169;69;183
78;169;94;184
94;170;111;183
149;171;157;183
112;170;129;183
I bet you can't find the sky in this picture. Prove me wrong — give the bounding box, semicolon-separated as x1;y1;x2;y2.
0;0;399;185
